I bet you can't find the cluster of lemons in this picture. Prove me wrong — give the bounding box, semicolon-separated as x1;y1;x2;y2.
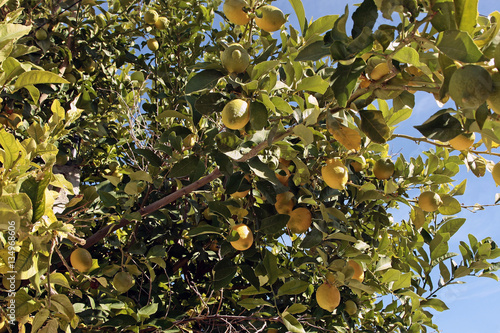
143;9;169;52
70;248;134;294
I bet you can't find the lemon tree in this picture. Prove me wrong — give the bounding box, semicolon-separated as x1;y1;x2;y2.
1;0;500;332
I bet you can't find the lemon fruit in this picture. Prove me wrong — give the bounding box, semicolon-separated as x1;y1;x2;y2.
221;43;250;74
35;28;48;41
255;5;286;32
147;38;159;52
350;156;366;172
373;158;395;180
274;191;294;214
321;158;348;190
492;162;500;186
155;17;169;30
448;133;475;151
130;71;145;82
70;248;93;273
344;300;358;315
221;99;250;130
316;283;341;312
487;72;500;114
287;207;312;234
418;191;443;212
230;223;254;251
113;271;134;293
144;9;159;25
348;260;364;282
83;58;96;73
449;65;493;109
64;73;77;85
223;0;250;25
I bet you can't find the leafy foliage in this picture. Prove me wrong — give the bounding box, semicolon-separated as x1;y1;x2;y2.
0;0;499;332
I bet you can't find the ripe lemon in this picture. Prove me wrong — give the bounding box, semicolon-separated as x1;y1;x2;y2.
255;5;286;32
223;0;250;25
373;158;395;180
316;283;341;312
144;9;159;25
449;65;492;109
287;207;312;234
321;158;348;190
274;191;294;214
155;17;169;30
348;260;364;282
221;43;250;74
70;248;93;273
418;191;443;212
487;72;500;114
344;300;358;315
147;38;159;52
448;133;475;151
230;223;254;251
492;162;500;186
113;271;134;293
221;99;250;130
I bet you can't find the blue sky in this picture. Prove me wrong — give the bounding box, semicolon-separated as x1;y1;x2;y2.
266;0;500;331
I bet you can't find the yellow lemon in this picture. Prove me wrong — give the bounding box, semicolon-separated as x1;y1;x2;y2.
492;162;500;186
373;158;395;180
155;17;169;30
230;224;254;251
70;248;93;273
287;207;312;234
221;43;250;74
348;260;364;282
449;133;475;151
274;192;294;214
321;158;348;190
255;5;286;32
316;283;341;312
147;38;159;52
113;271;134;293
418;191;443;212
144;9;159;25
345;300;358;315
222;99;250;130
223;0;250;25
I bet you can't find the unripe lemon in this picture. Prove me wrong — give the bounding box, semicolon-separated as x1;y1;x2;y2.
203;207;212;220
418;191;443;212
83;58;96;73
373;158;395;180
230;223;254;251
492;162;500;186
223;0;250;25
287;207;312;234
487;72;500;114
321;158;348;190
70;248;93;273
348;260;364;282
448;133;475;151
155;17;169;30
130;71;145;82
221;99;250;130
64;73;77;85
113;271;134;293
345;300;358;315
449;65;492;109
274;191;294;214
316;283;341;312
255;5;286;32
35;28;48;41
147;38;159;52
221;43;250;74
144;9;159;25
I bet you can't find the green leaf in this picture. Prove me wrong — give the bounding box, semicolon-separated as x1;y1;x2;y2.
414;110;462;141
431;0;457;32
15;241;38;279
287;303;308;314
239;264;260;290
295;41;331;61
393;47;421;66
455;0;478;35
168;155;199;178
249;101;269;130
14;70;69;90
436;30;487;63
420;298;449;312
263;249;279;285
438;218;465;237
296;75;329;94
194;92;226;115
259;214;289;235
47;272;70;289
21;172;51;223
288;0;306;35
271;96;294;115
240;285;270;295
387;107;412;127
430;233;450;261
0;129;22;170
282;314;305;333
238;298;272;310
250;60;279;80
277;280;309;296
138;303;158;317
15;289;41;318
380;268;401;283
359;110;391;144
300;228;323;248
187;225;222;237
305;15;339;40
216;132;243;153
32;308;50;333
185;70;224;94
351;0;378;39
293;124;314;145
0;23;32;44
438;195;462;215
392;272;411;290
331;58;365;107
213;259;237;289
